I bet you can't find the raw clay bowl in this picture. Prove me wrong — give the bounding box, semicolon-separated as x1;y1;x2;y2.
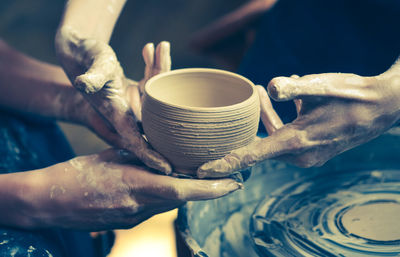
142;68;260;175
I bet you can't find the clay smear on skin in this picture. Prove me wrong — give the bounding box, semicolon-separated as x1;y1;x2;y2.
68;156;138;212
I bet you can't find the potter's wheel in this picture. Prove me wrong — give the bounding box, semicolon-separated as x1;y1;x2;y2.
250;169;400;256
177;129;400;257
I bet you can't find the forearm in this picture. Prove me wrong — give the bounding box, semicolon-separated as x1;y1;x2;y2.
0;169;48;229
379;56;400;124
382;56;400;78
58;0;127;43
0;40;87;124
0;163;86;230
55;0;127;84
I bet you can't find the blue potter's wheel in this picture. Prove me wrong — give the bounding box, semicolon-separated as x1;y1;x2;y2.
176;128;400;257
251;169;400;256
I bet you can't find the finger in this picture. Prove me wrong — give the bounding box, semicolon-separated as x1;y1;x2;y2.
197;145;259;178
131;140;172;174
267;73;369;101
98;148;140;164
126;165;241;200
92;84;172;174
197;126;300;178
197;140;267;179
294;99;302;115
74;40;120;94
87;82;171;173
153;41;171;75
142;43;155;88
256;85;283;135
161;177;241;201
90;117;122;145
114;113;172;174
86;86;172;174
130;85;142;121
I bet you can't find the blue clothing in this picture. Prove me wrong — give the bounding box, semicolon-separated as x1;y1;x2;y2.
239;0;400;123
0;111;98;257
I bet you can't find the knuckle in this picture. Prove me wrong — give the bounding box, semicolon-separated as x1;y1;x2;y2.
285;131;312;152
344;109;374;135
225;152;244;168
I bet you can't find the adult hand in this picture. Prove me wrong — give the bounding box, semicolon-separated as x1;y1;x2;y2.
12;149;240;231
56;26;171;174
197;66;400;178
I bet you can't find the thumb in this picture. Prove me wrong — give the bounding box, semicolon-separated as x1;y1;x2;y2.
197;142;261;178
75;72;110;94
268;73;369;101
197;126;297;178
267;76;306;101
74;40;120;94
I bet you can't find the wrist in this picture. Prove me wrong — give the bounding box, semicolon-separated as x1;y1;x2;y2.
377;64;400;125
379;58;400;89
0;170;49;229
55;26;81;80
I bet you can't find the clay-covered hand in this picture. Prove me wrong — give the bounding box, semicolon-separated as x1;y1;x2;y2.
12;149;240;231
197;64;400;178
55;27;171;174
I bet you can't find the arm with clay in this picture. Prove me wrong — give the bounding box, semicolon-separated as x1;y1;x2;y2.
197;57;400;178
55;0;172;174
0;39;129;146
0;39;87;123
0;40;241;230
0;149;240;231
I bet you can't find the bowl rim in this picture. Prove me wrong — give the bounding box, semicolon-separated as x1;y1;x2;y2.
144;68;258;112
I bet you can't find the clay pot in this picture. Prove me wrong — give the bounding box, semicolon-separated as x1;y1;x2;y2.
142;68;259;175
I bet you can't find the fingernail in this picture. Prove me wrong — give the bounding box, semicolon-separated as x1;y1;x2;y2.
207;180;241;196
143;43;154;66
160;162;172;175
224;180;242;192
267;81;279;100
160;41;170;51
153;155;172;175
157;41;171;72
144;42;154;50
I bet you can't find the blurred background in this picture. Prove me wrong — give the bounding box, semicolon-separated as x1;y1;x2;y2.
0;0;247;256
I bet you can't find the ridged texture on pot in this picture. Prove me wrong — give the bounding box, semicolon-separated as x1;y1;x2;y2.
142;68;260;174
